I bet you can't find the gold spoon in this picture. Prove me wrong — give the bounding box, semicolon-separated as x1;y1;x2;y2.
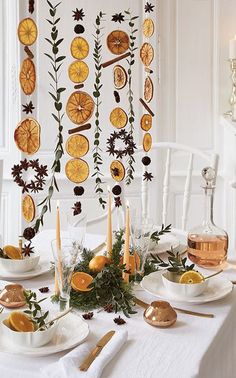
134;297;214;318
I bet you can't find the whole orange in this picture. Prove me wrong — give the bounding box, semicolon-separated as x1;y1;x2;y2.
89;255;111;272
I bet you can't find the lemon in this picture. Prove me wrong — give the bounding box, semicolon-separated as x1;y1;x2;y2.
179;270;204;284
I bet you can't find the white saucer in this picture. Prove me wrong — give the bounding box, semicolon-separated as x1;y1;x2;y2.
141;271;233;304
0;260;51;280
0;312;89;356
149;233;180;254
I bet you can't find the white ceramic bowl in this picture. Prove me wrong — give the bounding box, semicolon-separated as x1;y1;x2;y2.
161;271;208;298
0;254;40;273
1;315;58;348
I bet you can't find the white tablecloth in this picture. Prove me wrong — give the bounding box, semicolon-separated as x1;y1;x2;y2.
0;231;236;378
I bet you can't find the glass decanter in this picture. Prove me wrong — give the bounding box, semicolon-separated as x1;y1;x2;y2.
187;167;228;267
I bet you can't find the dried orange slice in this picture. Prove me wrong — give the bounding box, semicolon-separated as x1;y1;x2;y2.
71;272;93;292
66;91;94;125
110;160;125;182
107;30;129;55
143;18;154;38
8;312;34;332
66;134;89;158
140;43;154;67
110;107;128;129
70;37;89;60
68;61;89;83
65;158;89;183
141;114;152;131
3;246;22;260
18;18;38;46
113;65;127;89
22;195;35;223
143;133;152;152
19;58;36;95
144;76;153;103
14;118;40;155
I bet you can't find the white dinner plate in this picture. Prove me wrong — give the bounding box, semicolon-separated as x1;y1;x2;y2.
0;312;89;356
149;233;180;254
0;259;51;280
141;271;233;304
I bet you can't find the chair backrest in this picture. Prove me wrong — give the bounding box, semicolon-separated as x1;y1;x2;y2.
0;160;3;240
140;142;219;231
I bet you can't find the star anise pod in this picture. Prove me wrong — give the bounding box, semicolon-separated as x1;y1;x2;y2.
72;8;85;21
114;196;122;207
23;227;36;241
29;159;39;169
116;150;124;159
22;182;31;193
113;316;126;325
22;241;34;257
72;201;82;216
39;287;49;293
82;312;94;320
143;171;154;181
21;159;30;170
111;13;125;23
145;2;155;13
37;164;48;177
22;101;35;114
111;167;120;177
35;175;46;187
106;145;115;155
28;0;35;14
103;303;114;313
11;164;21;178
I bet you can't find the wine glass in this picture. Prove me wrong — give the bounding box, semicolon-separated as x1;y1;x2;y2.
67;212;87;259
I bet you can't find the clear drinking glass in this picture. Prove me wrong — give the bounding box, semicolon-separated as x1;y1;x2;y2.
67;212;87;256
51;238;83;311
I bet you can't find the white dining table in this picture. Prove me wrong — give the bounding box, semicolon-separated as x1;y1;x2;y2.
0;230;236;378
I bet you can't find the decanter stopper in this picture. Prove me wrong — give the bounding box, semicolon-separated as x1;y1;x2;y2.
201;167;216;188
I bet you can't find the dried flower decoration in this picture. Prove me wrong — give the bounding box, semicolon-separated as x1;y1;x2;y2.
111;13;125;23
113;315;126;325
145;2;155;13
72;8;85;21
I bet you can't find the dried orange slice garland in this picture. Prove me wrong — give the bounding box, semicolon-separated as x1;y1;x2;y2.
66;134;89;158
113;65;127;89
107;30;129;55
18;18;38;46
70;37;89;60
110;107;128;129
65;158;90;183
19;58;36;95
140;2;155;183
68;61;89;83
110;160;125;182
22;195;36;223
14;118;40;154
66;91;94;125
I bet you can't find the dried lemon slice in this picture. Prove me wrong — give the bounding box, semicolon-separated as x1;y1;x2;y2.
66;134;89;158
179;270;204;284
113;65;127;89
144;76;154;103
3;245;22;260
107;30;129;55
8;312;34;332
70;37;89;60
68;61;89;83
22;195;36;223
65;158;89;183
14;118;40;155
140;42;154;67
18;18;38;46
143;18;154;38
110;160;125;182
71;272;93;292
110;107;128;129
141;114;152;131
66;91;94;125
19;58;36;95
143;133;152;152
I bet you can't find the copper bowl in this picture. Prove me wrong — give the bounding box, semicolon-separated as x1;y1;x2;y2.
143;300;177;327
0;284;26;308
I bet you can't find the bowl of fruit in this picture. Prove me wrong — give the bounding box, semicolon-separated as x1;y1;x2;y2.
0;244;40;273
161;270;208;298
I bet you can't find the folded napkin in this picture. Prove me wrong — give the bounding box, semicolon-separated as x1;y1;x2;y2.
42;329;128;378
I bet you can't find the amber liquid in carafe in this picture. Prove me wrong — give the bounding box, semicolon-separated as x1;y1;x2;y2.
187;234;228;267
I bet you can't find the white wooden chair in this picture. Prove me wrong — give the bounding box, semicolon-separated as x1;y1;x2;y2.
0;160;3;244
140;142;219;233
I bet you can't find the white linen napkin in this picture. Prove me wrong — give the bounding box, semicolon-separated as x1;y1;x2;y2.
41;329;128;378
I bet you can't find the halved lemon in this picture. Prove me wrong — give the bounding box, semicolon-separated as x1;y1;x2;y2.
68;61;89;83
3;245;22;260
179;270;204;284
143;133;152;152
22;195;36;223
113;65;127;89
143;18;154;38
18;18;38;46
110;160;125;182
8;312;34;332
141;114;152;131
66;134;89;158
14;118;40;155
71;272;93;292
66;91;94;125
70;37;89;60
110;107;128;129
65;158;89;183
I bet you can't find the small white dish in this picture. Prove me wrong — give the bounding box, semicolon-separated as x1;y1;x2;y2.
141;271;233;304
2;314;58;348
0;312;89;356
0;259;50;280
0;254;40;273
161;271;208;298
149;234;180;254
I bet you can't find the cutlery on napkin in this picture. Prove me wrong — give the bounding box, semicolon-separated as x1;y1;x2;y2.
41;329;128;378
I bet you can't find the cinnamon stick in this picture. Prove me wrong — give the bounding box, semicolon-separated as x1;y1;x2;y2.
101;52;130;68
68;123;91;135
24;46;34;59
139;98;155;117
74;83;84;90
